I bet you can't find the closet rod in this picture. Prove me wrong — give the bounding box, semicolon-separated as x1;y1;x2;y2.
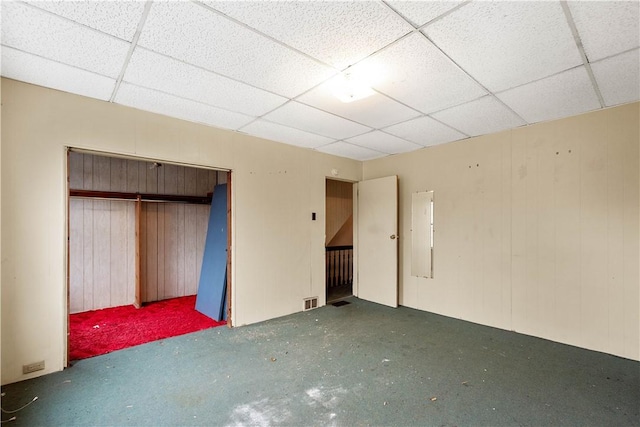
69;189;212;205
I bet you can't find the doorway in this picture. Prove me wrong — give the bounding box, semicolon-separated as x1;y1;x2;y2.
66;149;232;362
325;179;354;303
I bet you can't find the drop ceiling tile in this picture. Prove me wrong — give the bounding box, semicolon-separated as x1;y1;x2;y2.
351;33;486;114
124;49;287;117
1;2;129;78
316;142;386;161
263;102;371;140
386;1;465;27
345;131;423;155
241;120;334;150
568;1;639;62
115;83;255;131
1;46;116;101
497;66;601;124
591;49;640;107
138;1;335;98
26;0;146;41
203;1;412;69
432;96;526;137
424;2;582;92
297;78;420;128
383;116;466;147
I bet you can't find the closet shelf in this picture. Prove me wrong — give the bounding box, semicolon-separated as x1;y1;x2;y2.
69;189;212;205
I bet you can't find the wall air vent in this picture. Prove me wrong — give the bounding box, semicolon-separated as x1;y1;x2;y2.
303;297;319;311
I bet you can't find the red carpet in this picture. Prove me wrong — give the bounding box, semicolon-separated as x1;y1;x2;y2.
70;295;225;360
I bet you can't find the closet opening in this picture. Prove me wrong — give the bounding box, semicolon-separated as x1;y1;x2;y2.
66;149;231;364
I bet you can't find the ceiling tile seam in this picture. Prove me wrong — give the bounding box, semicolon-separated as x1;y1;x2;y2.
238;90;381;137
368;84;488;131
274;75;340;112
349;143;392;155
238;113;344;141
419;32;529;125
257;114;373;141
281;75;423;128
347;128;420;150
195;0;423;77
349;128;422;149
422;115;472;140
315;140;389;156
378;0;418;27
166;0;397;122
235;99;298;132
229;0;411;76
427;108;479;133
381;110;468;137
116;80;258;124
192;0;339;72
334;140;389;155
359;1;485;128
17;1;138;44
235;118;263;133
368;0;474;70
591;46;639;65
109;1;153;103
232;92;373;134
369;89;431;118
380;0;472;32
376;128;447;149
112;97;240;131
272;69;425;133
340;28;416;74
117;61;291;118
191;3;444;121
559;1;605;108
203;8;418;112
416;0;474;31
233;128;331;150
0;44;118;81
225;50;427;129
10;0;413;114
131;46;293;102
290;96;412;131
275;71;474;133
493;63;586;95
313;140;345;151
245;73;472;141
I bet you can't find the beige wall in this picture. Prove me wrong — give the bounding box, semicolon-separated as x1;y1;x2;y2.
364;102;640;361
0;78;361;385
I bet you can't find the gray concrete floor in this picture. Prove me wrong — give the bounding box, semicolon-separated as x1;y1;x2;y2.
2;297;639;426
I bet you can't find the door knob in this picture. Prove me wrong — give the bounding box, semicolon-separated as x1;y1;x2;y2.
390;234;396;240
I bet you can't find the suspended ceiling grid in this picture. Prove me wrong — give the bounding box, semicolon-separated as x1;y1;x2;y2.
1;1;638;161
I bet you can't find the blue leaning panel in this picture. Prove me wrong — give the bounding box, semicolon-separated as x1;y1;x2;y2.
195;184;228;321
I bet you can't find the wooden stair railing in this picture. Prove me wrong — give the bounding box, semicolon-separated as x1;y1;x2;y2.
326;245;353;288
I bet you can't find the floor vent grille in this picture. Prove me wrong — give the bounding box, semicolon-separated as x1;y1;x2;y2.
332;300;351;307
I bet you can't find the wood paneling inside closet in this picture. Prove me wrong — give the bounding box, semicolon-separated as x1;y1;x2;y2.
69;198;136;313
139;203;210;303
69;152;221;313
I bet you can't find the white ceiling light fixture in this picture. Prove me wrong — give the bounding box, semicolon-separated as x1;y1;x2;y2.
330;72;376;103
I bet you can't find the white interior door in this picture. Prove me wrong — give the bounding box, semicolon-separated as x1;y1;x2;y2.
357;175;398;307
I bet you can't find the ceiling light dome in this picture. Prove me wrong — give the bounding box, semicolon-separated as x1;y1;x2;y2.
330;73;376;103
